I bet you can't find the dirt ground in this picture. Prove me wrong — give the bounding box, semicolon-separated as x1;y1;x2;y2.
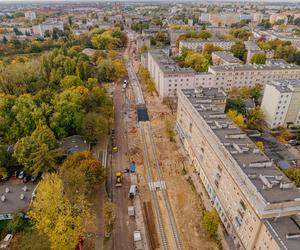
126;59;219;250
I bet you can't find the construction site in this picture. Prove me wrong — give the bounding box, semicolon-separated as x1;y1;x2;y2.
122;31;219;250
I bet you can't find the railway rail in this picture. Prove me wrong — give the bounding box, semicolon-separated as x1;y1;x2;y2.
125;30;183;250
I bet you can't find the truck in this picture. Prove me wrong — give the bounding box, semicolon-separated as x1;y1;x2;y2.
129;185;137;199
115;171;122;187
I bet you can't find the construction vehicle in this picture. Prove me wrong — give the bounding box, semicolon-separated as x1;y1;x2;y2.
115;171;122;187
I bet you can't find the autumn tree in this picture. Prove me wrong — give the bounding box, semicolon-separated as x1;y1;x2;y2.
202;209;220;241
184;52;209;72
29;173;91;250
251;52;266;64
255;141;265;152
247;107;264;129
227;109;247;129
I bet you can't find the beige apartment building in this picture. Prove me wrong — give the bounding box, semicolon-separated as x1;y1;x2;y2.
261;79;300;129
179;39;234;55
208;61;300;91
176;87;300;250
211;51;242;65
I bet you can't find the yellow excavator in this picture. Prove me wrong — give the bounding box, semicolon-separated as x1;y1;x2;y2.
115;171;122;187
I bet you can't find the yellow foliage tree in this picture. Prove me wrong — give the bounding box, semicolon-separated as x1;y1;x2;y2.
29;173;90;250
255;141;265;152
227;109;247;129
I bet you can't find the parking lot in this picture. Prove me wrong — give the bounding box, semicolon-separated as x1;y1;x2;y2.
0;179;37;215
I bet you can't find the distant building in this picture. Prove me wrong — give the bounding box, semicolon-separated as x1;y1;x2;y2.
179;39;234;55
209;12;239;27
176;87;300;250
32;21;64;37
261;79;300;129
24;11;36;20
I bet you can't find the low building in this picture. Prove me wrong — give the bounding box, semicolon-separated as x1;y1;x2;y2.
261;79;300;129
176;87;300;250
24;11;36;20
179;39;234;55
147;49;216;100
212;51;242;65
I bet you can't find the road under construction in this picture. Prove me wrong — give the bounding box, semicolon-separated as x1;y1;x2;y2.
125;30;183;250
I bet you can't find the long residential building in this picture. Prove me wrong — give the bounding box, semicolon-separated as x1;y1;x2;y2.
179;39;234;55
176;87;300;250
147;49;300;99
208;61;300;92
261;79;300;129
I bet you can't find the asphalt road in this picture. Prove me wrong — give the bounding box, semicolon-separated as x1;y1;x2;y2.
111;81;135;250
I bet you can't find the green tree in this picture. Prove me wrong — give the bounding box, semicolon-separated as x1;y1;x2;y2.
81;112;110;142
225;99;246;115
230;42;247;61
60;75;83;89
97;59;117;82
184;52;209;72
284;168;300;186
251;52;266;64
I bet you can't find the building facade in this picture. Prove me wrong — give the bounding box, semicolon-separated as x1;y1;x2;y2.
208;61;300;92
261;79;300;129
179;39;234;55
176;87;300;250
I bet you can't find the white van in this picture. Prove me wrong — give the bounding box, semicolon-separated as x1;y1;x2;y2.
129;185;137;199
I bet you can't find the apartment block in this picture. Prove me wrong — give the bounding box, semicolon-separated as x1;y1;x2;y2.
212;51;242;65
208;61;300;92
244;40;273;64
261;79;300;129
147;49;216;99
179;39;234;55
176;87;300;250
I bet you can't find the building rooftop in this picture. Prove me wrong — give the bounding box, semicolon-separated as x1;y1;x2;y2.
209;62;300;72
212;51;242;64
244;40;262;51
180;38;233;44
149;49;195;74
265;215;300;250
271;79;300;93
181;88;300;205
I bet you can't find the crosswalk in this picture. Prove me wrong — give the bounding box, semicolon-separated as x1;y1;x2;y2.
148;181;166;191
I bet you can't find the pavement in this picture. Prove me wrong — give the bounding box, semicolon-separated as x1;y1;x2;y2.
0;179;37;214
110;78;135;250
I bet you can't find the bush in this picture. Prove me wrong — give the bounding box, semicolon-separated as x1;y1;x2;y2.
202;209;220;241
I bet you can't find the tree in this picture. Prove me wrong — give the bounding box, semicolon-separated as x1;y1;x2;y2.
294;18;300;26
203;43;223;61
184;52;209;72
165;119;175;141
60;75;83;89
230;28;252;41
284;168;300;186
13;126;60;175
82;112;111;142
255;141;265;152
225;99;246;115
227;109;246;129
59;151;106;201
202;209;220;241
29;173;90;250
97;59;117;82
251;52;266;64
230;42;247;61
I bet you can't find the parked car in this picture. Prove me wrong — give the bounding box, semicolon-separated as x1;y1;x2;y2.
23;175;30;183
31;175;38;183
18;171;24;179
11;171;18;180
0;234;13;249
